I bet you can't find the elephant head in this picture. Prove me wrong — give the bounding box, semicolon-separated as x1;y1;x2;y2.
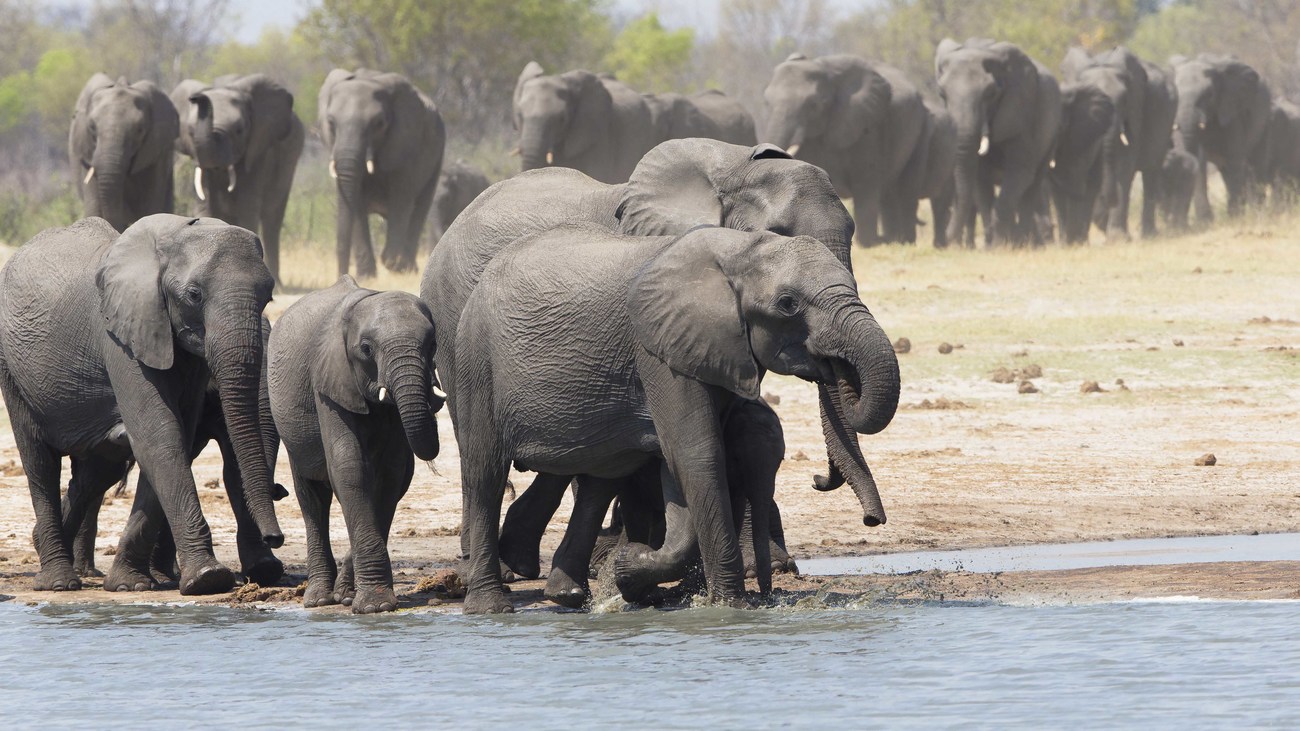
311;277;443;461
173;74;295;201
513;62;613;172
762;54;891;161
629;228;900;525
70;73;178;232
1052;83;1116;242
1171;54;1265;154
96;214;282;547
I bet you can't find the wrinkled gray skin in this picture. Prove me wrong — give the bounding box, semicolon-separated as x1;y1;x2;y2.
172;74;305;282
1061;47;1178;241
1159;147;1199;231
895;98;957;248
513;63;661;183
1049;83;1116;244
762;54;926;247
455;225;900;613
1170;54;1272;225
422;139;890;608
0;215;280;595
936;39;1062;248
70;74;178;232
426;159;491;251
1260;99;1300;211
319;68;445;277
644;89;758;146
270;276;443;614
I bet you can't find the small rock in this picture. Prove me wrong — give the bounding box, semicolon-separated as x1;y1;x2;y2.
892;337;912;354
1017;380;1038;394
938;342;953;354
1192;266;1202;274
790;450;809;461
1080;380;1105;394
1012;349;1029;357
1146;346;1159;351
990;367;1016;384
762;392;781;405
1194;453;1217;466
203;478;220;490
1020;363;1043;379
103;546;117;556
1173;339;1184;347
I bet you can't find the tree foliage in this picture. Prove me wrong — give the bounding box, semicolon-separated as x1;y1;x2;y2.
603;14;695;94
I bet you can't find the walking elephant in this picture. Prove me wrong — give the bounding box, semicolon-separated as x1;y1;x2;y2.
172;74;305;282
1261;99;1300;211
427;160;491;251
1050;83;1116;244
645;90;758;146
936;39;1061;248
1061;47;1178;241
512;63;660;183
762;54;927;247
1170;54;1271;226
0;215;282;595
1159;147;1200;231
319;68;446;277
454;225;900;613
69;74;178;232
892;98;957;248
270;276;443;613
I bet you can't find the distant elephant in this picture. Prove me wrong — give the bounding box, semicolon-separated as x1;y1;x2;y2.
763;54;927;247
936;39;1062;248
513;62;661;183
1159;147;1199;231
644;90;758;146
0;215;281;595
270;276;443;613
69;74;178;232
892;97;957;247
1261;99;1300;211
1061;47;1178;241
171;74;305;282
319;68;446;277
1170;54;1272;225
1050;83;1116;244
453;224;900;613
427;160;491;251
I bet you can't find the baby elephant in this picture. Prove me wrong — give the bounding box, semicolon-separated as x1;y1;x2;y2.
268;276;443;613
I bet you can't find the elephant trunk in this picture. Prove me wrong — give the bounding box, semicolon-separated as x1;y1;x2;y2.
949;129;982;244
207;308;284;548
332;144;368;213
384;340;440;461
518;118;556;171
91;147;129;232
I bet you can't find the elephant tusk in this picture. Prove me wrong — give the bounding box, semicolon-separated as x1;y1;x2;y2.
510;147;521;157
1172;123;1180;132
378;387;388;403
194;167;206;201
785;143;801;157
366;158;375;175
83;166;95;185
1119;131;1130;147
432;384;447;400
978;135;991;156
226;165;237;193
329;159;338;179
1198;121;1206;131
546;151;554;165
1049;159;1057;169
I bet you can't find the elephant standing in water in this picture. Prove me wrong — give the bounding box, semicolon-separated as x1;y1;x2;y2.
454;225;900;613
1050;83;1116;244
172;74;305;282
319;69;446;277
69;74;178;232
762;54;928;247
936;39;1061;248
0;215;282;595
427;160;491;251
1060;47;1178;241
1170;54;1271;226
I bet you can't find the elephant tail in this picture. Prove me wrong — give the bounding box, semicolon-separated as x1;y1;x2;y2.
111;458;137;497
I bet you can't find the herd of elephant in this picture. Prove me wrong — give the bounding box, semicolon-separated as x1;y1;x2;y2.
9;37;1291;614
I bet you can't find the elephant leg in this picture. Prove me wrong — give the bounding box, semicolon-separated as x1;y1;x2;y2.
149;518;178;583
931;186;953;249
615;464;701;603
1192;156;1213;226
975;165;996;248
348;443;413;614
64;455;129;579
353;211;377;279
746;493;773;596
767;499;796;574
291;461;337;609
1139;168;1160;238
214;430;282;587
722;399;782;586
318;413;395;614
545;474;621;608
852;184;882;247
403;176;438;271
499;472;572;580
991;167;1034;247
380;194;417;274
104;474;167;592
259;195;287;285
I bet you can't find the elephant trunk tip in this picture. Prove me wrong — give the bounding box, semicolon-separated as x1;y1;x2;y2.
863;512;885;528
263;531;285;549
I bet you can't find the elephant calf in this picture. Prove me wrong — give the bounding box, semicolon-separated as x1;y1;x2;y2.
427;160;491;251
269;276;443;613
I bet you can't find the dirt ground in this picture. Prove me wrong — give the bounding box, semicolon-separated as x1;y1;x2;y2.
0;219;1297;609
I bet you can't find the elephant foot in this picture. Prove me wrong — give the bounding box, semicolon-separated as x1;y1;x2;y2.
75;563;105;579
589;534;621;579
33;564;83;591
179;562;237;596
332;582;356;607
303;579;338;608
612;542;661;604
103;560;157;593
463;588;514;614
242;557;284;588
544;567;589;609
352;585;398;614
498;533;542;580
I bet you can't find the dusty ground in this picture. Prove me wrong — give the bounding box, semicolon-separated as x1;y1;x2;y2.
0;218;1297;609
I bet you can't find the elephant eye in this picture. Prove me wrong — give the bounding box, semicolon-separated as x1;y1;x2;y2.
775;294;801;316
359;341;373;358
184;286;203;305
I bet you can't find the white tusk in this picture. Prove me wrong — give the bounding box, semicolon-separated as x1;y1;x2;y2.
1119;131;1130;147
194;167;206;201
1198;121;1206;131
510;147;521;157
366;158;375;175
1049;159;1057;169
329;159;338;179
83;166;95;185
226;165;237;193
785;143;801;157
1172;123;1180;132
378;387;388;402
546;151;554;165
978;135;991;156
432;384;447;400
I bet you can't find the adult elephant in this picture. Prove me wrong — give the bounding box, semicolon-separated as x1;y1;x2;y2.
1050;83;1116;244
645;90;758;146
319;68;445;277
427;160;491;251
1261;99;1300;211
512;63;660;183
762;54;927;247
0;215;281;595
69;74;178;232
1061;47;1178;241
892;98;957;247
172;74;305;282
455;225;899;613
936;39;1061;248
1170;54;1271;225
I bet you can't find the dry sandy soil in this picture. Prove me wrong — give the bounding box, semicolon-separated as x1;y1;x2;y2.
0;219;1297;609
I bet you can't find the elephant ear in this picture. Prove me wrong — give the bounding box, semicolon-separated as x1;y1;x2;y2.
96;215;183;370
560;71;613;159
317;69;355;146
627;228;760;399
170;79;207;156
1061;47;1093;83
229;74;296;161
311;276;376;414
988;43;1040;141
130;81;178;175
828;60;890;146
935;38;962;76
617;138;731;235
514;61;545;112
1216;61;1261;127
373;72;441;168
70;73;115;166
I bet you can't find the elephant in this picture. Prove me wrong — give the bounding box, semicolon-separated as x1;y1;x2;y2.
319;68;446;277
1061;47;1178;241
269;276;443;613
762;53;928;247
893;98;957;248
69;74;178;232
1261;99;1300;211
0;215;281;595
513;62;661;183
936;39;1062;248
422;139;889;606
171;74;305;282
1049;83;1116;244
644;90;758;147
1170;54;1272;226
1159;147;1200;231
427;159;491;251
453;224;900;613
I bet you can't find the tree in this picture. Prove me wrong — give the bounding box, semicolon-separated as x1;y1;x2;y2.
81;0;232;88
603;13;695;93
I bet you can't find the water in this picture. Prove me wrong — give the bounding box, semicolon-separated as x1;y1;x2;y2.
2;598;1299;729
